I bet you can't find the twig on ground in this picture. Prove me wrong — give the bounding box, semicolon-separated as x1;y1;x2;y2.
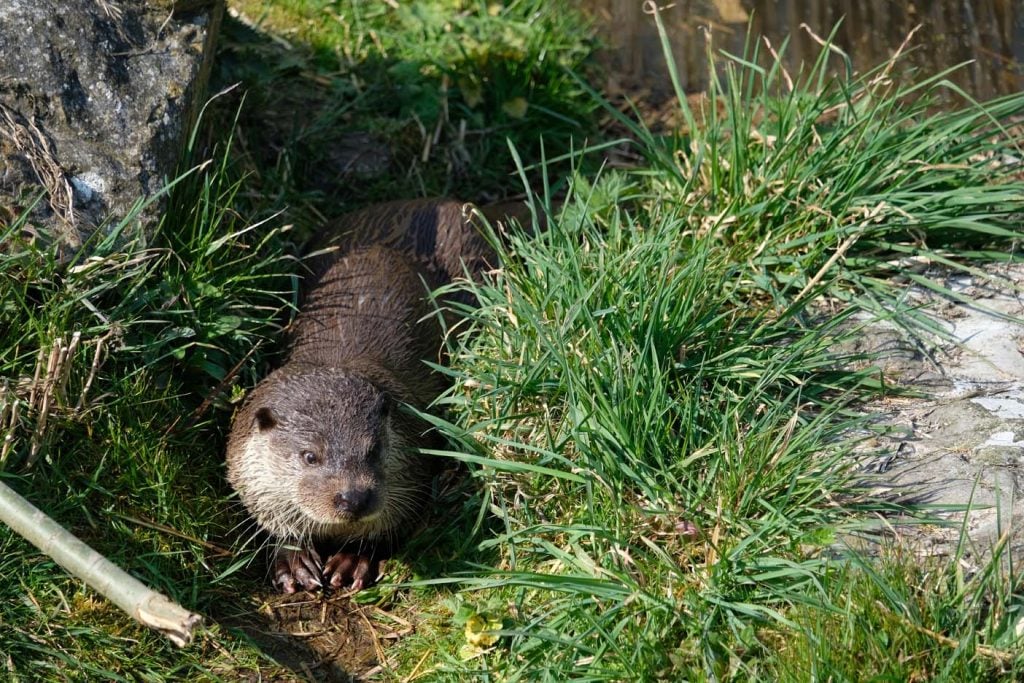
0;480;203;646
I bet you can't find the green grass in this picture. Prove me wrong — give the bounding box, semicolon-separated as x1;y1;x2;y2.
770;536;1023;681
0;109;298;678
216;0;596;223
2;1;1024;681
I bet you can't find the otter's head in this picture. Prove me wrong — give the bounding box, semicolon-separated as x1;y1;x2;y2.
226;366;431;544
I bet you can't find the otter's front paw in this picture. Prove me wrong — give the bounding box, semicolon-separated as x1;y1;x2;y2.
323;552;380;591
273;548;324;593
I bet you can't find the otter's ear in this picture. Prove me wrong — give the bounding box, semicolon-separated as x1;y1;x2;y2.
254;407;277;432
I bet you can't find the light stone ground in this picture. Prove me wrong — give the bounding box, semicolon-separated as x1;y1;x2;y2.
852;264;1024;566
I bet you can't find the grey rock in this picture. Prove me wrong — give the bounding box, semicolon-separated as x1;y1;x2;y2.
0;0;224;251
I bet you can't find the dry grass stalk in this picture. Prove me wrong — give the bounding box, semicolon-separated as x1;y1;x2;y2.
1;332;110;469
75;330;113;412
95;0;123;21
0;103;76;239
0;380;20;467
27;333;78;465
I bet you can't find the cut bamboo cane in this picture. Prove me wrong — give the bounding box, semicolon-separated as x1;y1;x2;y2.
0;479;203;647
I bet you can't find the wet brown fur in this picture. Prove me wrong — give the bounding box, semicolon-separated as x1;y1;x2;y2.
226;199;498;591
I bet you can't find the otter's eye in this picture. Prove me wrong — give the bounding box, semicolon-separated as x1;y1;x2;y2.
301;450;320;466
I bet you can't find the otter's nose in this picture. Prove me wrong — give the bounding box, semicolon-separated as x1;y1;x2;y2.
333;488;374;517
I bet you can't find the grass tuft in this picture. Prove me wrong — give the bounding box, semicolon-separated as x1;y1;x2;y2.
402;21;1024;681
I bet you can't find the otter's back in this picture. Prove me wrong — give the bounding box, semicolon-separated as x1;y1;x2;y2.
287;245;445;404
310;199;497;287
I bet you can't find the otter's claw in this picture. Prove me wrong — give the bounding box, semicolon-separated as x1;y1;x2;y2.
274;548;324;593
324;552;380;591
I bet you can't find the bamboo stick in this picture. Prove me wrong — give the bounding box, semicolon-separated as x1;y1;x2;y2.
0;480;202;647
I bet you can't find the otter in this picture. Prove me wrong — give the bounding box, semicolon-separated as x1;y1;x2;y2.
226;199;499;593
